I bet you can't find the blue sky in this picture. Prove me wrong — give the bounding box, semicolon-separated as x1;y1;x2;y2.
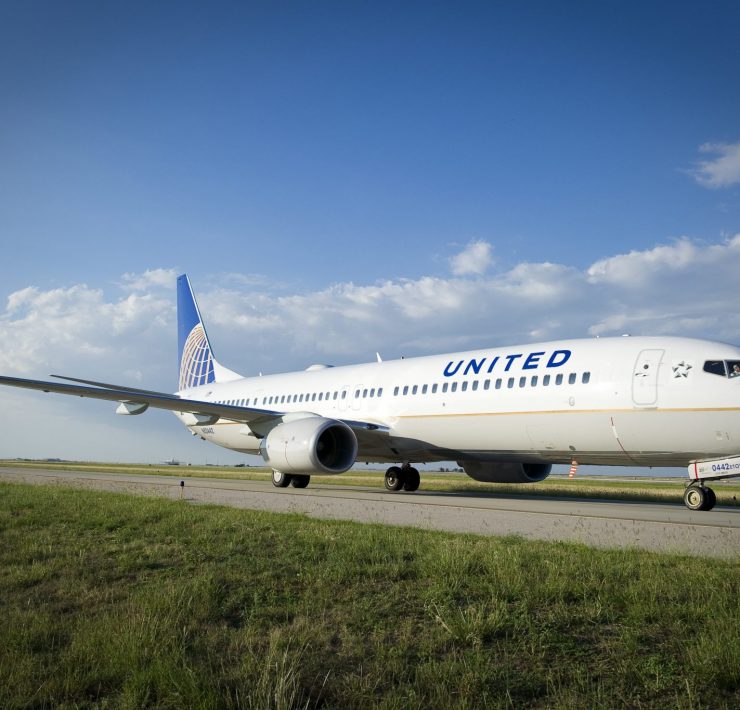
1;1;739;465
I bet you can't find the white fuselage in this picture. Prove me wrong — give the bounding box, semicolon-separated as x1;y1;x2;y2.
175;336;740;468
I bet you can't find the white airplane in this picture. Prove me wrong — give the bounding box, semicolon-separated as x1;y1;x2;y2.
2;274;739;511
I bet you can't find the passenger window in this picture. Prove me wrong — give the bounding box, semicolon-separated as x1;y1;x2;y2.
318;393;323;401
394;386;399;396
442;383;449;393
582;372;591;384
472;381;478;391
461;381;468;391
422;384;428;394
403;385;409;395
432;384;438;393
378;388;383;397
496;379;502;389
531;376;538;386
507;378;514;389
333;392;338;400
363;389;368;398
543;375;550;386
568;373;576;385
451;382;458;392
354;390;360;398
519;377;526;388
703;360;726;376
412;385;418;395
556;374;563;385
484;379;490;390
341;391;347;399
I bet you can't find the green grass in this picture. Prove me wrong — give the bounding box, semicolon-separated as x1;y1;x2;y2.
3;459;740;506
0;483;738;708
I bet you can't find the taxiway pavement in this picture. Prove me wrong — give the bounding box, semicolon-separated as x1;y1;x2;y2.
1;467;738;558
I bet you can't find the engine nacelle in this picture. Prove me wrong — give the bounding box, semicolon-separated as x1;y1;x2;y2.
260;417;357;475
459;460;552;484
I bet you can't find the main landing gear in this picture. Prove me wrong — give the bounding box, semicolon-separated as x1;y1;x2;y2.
384;464;420;492
683;483;716;511
271;470;311;489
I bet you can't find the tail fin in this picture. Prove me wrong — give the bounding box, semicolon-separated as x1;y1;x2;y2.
177;275;241;390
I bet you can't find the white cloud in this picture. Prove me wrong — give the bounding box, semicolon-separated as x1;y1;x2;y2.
688;141;740;188
450;240;493;276
120;268;178;292
0;283;172;379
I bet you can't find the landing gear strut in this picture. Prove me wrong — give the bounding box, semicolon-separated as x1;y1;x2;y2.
384;464;420;492
684;483;716;511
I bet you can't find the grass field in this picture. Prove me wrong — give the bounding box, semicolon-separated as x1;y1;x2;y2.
1;482;738;708
4;459;740;507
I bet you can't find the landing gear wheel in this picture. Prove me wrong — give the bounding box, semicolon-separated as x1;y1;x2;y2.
290;475;310;489
272;470;292;488
684;484;709;511
384;466;404;491
704;487;717;511
402;467;420;492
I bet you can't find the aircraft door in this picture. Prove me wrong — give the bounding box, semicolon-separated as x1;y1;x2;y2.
632;349;664;406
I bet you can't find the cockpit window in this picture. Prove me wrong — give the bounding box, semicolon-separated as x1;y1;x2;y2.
703;360;740;378
703;360;726;376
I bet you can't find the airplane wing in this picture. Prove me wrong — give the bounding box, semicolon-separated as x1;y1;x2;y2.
0;374;388;435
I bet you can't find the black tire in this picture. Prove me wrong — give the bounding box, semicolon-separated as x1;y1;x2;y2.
703;487;716;511
272;470;292;488
290;475;310;489
384;466;404;491
684;485;707;511
402;467;420;492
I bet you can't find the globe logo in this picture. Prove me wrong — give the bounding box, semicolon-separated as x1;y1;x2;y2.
179;324;214;390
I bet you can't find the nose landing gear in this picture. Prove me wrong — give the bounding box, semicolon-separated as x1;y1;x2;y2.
684;483;716;511
384;464;420;492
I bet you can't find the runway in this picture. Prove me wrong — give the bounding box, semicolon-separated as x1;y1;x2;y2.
2;467;739;558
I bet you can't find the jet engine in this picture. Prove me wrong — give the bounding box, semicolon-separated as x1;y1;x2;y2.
260;417;357;475
459;460;552;483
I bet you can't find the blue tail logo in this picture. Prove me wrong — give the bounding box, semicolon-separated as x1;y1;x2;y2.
177;275;216;390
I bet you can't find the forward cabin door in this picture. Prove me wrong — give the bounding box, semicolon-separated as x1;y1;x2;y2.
632;349;664;407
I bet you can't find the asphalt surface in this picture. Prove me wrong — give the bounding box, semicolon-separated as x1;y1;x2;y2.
2;467;739;558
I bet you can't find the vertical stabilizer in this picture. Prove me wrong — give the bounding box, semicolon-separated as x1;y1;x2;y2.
177;275;241;390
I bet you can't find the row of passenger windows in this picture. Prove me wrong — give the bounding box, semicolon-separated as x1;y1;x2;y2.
393;372;591;396
213;371;592;408
215;388;383;408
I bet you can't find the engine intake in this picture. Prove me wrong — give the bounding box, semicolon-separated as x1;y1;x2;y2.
459;461;552;484
260;417;357;475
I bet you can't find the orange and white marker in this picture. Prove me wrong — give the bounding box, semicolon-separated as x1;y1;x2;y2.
568;460;579;479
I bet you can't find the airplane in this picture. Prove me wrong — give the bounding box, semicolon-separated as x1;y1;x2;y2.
1;274;739;512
